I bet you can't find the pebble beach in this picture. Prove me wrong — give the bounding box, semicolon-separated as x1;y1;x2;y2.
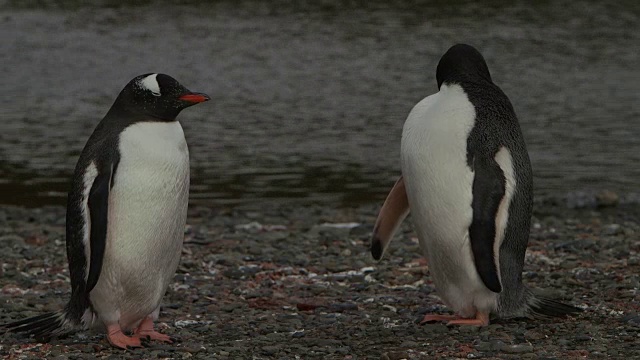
1;193;639;359
2;1;639;359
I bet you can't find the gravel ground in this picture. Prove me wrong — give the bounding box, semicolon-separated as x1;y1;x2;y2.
1;194;639;359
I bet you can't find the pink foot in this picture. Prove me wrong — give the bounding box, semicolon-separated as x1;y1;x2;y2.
419;314;459;325
136;330;173;343
134;316;174;343
107;324;142;349
446;312;490;327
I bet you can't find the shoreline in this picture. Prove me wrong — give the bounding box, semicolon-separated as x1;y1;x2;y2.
1;201;639;359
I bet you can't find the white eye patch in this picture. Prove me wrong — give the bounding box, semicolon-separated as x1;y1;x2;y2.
139;73;161;96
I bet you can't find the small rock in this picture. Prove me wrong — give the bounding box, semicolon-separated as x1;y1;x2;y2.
524;330;546;340
329;302;358;312
596;190;619;207
603;224;622;236
566;192;596;209
223;268;245;279
261;345;280;356
0;235;24;245
500;343;533;353
350;224;372;237
560;260;578;269
385;351;411;360
24;235;47;246
297;303;319;311
220;303;243;312
475;341;492;351
575;334;593;341
400;340;419;347
459;325;480;333
181;343;203;353
423;324;448;334
621;313;640;326
557;338;570;346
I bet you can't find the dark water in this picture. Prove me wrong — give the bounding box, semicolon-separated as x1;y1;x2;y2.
1;0;638;209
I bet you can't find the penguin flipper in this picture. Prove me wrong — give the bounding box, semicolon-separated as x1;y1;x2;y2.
85;163;115;293
371;176;410;260
469;156;505;293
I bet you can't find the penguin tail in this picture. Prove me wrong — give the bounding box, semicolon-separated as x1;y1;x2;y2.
1;311;79;341
529;295;583;318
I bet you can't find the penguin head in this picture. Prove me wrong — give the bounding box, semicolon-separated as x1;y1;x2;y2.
436;44;492;89
118;73;210;121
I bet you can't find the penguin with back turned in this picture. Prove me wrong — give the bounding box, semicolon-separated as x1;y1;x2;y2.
371;44;581;325
1;73;209;348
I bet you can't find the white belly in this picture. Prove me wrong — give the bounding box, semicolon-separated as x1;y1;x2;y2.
90;121;190;329
401;84;497;316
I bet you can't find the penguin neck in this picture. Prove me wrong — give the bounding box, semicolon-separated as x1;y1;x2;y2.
439;73;493;91
436;58;492;88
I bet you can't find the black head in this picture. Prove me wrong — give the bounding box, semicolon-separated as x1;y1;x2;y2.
114;73;210;121
436;44;492;88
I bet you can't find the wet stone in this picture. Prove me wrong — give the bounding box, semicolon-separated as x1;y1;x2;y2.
459;325;481;333
476;341;493;352
422;324;449;334
500;343;534;353
603;224;622;235
261;345;280;356
384;351;411;360
596;190;620;207
557;339;570;346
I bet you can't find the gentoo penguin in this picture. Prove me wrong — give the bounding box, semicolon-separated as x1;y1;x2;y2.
1;73;209;348
371;44;581;325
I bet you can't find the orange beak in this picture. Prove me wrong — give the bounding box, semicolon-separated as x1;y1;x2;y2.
179;92;210;103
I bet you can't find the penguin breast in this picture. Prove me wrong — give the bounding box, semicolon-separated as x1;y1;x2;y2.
89;121;190;323
401;84;499;315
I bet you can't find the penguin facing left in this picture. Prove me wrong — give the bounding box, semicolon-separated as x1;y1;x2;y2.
0;73;209;348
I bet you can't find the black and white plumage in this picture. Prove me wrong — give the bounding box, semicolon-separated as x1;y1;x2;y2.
371;44;581;325
1;73;209;347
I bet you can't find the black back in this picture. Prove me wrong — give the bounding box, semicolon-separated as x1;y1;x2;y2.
436;44;533;297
